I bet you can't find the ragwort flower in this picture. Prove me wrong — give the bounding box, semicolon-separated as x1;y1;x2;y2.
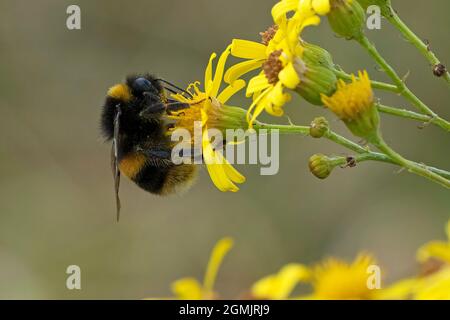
170;47;247;192
252;253;381;300
171;238;234;300
225;2;328;127
321;70;380;140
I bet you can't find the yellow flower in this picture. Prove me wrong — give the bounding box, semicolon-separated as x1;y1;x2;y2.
309;254;378;299
322;71;379;139
379;220;450;300
379;266;450;300
252;264;311;299
252;253;381;300
225;1;327;127
417;220;450;264
413;267;450;300
170;47;246;192
171;237;234;300
322;70;373;120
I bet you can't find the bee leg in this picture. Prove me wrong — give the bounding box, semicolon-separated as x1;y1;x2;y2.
112;105;122;222
165;102;190;114
139;103;166;118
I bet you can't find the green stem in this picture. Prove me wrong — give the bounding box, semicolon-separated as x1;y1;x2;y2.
302;71;441;127
357;36;450;132
253;123;310;135
253;122;450;180
384;5;450;85
330;154;450;180
333;68;399;93
377;104;432;123
371;135;450;188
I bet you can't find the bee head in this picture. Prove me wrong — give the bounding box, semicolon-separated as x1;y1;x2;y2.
126;74;162;98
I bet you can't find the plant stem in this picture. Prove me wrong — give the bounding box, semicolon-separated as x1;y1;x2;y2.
333;68;399;93
384;6;450;85
329;154;450;180
357;36;450;132
377;104;432;123
303;70;441;127
253;122;450;180
253;123;310;135
371;135;450;188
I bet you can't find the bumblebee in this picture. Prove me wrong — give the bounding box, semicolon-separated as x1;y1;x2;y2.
100;74;197;220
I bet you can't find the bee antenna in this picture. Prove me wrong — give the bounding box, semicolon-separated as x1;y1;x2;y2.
162;86;178;95
157;78;193;98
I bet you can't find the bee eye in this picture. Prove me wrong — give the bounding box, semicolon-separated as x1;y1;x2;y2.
133;77;152;93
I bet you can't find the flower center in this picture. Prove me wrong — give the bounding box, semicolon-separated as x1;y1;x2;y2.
259;25;279;46
263;50;283;85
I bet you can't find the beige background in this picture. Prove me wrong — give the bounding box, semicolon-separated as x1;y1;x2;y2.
0;0;449;298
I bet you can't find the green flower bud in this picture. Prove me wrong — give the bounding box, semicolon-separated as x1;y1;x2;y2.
295;62;338;106
357;0;392;16
327;0;366;40
303;43;335;69
310;117;330;138
309;154;335;179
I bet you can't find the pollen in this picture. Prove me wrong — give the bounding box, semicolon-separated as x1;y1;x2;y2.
262;50;283;85
260;24;279;46
107;84;132;102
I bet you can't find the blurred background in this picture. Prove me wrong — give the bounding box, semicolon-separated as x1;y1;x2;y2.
0;0;449;299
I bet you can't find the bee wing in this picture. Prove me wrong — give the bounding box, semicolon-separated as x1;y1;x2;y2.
112;106;122;222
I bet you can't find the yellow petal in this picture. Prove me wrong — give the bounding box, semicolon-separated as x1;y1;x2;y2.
374;278;418;300
203;238;234;293
230;39;267;60
224;59;264;84
247;88;271;127
204;53;217;93
312;0;331;15
278;62;301;89
298;0;316;17
302;15;321;29
268;82;288;106
203;154;230;192
446;220;450;240
414;267;450;300
217;79;246;104
417;241;450;264
265;83;288;116
252;264;310;299
210;45;231;98
171;278;204;300
246;74;271;97
214;150;245;188
222;160;246;184
272;0;298;24
202;130;240;192
205;165;230;192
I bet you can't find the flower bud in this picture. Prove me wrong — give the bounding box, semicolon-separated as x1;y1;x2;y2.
310;117;330;138
309;154;334;179
295;62;338;106
321;71;380;141
357;0;392;16
327;0;366;40
302;43;335;70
